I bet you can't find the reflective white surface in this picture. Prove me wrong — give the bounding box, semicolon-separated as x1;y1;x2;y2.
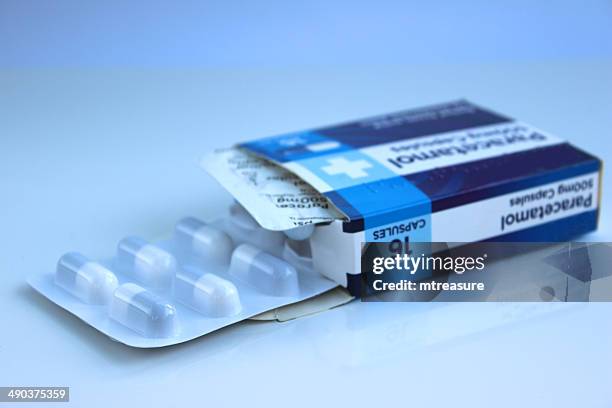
2;5;612;404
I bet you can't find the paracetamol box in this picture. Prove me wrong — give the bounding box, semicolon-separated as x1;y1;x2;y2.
235;100;602;295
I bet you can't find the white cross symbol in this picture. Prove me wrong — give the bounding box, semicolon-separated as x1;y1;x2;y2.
321;157;373;179
279;136;305;147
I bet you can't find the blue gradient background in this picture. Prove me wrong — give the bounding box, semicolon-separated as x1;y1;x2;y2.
1;1;612;407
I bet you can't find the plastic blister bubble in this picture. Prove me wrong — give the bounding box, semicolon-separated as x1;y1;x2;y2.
174;217;233;267
229;244;300;297
55;252;118;305
110;283;179;338
116;236;177;289
223;203;286;256
174;266;242;317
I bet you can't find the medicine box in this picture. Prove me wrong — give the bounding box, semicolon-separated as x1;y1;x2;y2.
231;100;602;295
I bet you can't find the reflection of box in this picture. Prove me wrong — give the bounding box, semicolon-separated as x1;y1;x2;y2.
239;100;602;295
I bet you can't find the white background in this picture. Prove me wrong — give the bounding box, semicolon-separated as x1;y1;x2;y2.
2;1;612;407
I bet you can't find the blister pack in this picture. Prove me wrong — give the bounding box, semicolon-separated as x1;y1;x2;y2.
28;206;336;348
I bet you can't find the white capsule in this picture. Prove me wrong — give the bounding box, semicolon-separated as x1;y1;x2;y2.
116;236;177;288
283;224;315;241
224;203;286;256
174;217;234;266
110;283;178;338
55;252;118;304
174;266;241;317
229;244;299;297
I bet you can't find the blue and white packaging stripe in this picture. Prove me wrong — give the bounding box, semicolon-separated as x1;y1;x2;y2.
240;100;600;236
28;209;336;348
240;100;575;237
